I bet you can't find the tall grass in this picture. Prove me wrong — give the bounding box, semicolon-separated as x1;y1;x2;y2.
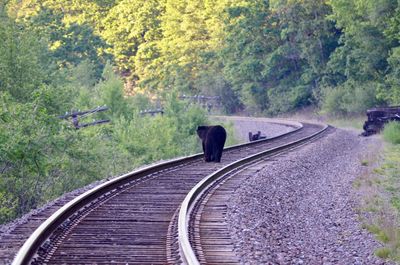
383;122;400;145
355;122;400;262
326;115;365;130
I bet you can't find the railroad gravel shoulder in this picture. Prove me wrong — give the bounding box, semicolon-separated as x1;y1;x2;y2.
226;128;391;264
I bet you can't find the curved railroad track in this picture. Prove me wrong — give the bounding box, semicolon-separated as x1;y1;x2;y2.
177;122;331;264
10;120;330;265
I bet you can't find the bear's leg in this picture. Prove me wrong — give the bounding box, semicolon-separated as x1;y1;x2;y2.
203;143;210;161
205;141;215;162
211;144;219;162
215;150;221;162
210;146;215;161
215;143;225;162
204;146;212;162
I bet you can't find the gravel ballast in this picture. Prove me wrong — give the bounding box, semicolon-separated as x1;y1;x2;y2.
226;128;390;264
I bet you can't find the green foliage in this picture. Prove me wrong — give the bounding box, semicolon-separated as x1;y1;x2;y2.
380;47;400;105
0;12;49;102
221;0;275;112
221;0;338;114
195;70;241;114
320;80;383;114
112;99;207;166
375;248;391;259
323;0;397;115
383;122;400;145
358;143;400;262
5;0;400;116
7;0;110;78
101;0;163;79
1;91;65;219
97;64;129;118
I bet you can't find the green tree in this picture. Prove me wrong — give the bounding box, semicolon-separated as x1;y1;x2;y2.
100;0;164;86
321;0;397;113
221;0;338;114
0;9;48;102
220;0;277;112
8;0;110;77
382;5;400;105
382;47;400;104
272;0;338;108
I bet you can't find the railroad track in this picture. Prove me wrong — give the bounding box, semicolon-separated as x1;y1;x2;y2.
10;120;330;265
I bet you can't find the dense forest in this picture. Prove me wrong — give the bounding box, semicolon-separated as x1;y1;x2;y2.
1;0;400;223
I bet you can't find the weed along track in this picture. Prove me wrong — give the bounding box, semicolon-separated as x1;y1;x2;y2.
10;121;329;264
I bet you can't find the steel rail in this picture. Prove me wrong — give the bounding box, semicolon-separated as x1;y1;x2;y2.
178;123;329;265
12;119;302;265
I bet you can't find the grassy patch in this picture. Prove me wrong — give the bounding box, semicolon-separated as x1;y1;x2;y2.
391;196;400;211
357;143;400;262
352;179;362;188
325;115;365;130
383;122;400;145
375;248;391;259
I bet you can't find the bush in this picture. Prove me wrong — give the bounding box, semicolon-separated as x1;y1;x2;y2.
320;80;383;115
383;122;400;145
375;248;391;259
319;85;347;115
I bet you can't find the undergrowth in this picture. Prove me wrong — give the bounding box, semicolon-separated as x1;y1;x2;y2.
325;115;365;130
383;122;400;145
356;129;400;262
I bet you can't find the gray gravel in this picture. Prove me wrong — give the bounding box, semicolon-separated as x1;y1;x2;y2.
226;128;391;264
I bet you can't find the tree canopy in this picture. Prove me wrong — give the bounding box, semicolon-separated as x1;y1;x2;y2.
5;0;400;113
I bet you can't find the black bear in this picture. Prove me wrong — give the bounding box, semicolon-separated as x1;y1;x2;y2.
196;125;227;162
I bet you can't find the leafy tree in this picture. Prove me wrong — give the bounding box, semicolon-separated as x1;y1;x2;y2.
195;70;241;113
329;5;393;82
382;5;400;105
220;0;277;112
382;47;400;104
221;0;338;114
100;0;164;86
0;10;49;102
7;0;110;77
97;63;129;118
141;0;235;94
319;0;399;113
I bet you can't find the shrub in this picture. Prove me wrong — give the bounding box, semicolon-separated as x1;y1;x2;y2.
383;122;400;145
375;248;391;259
320;80;383;115
320;85;347;115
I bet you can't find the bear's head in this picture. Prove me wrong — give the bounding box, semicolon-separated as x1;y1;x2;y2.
196;126;209;140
